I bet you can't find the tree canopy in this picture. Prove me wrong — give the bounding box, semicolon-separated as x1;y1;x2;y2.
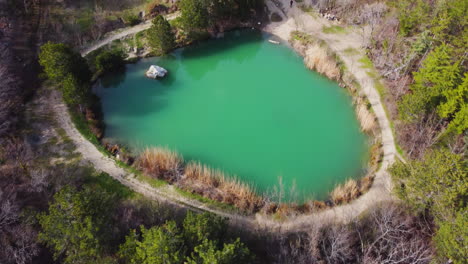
38;42;91;85
147;15;175;55
94;48;126;74
399;44;467;133
118;212;253;264
37;186;114;264
390;149;467;218
179;0;208;31
434;210;468;264
119;222;185;264
39;42;92;106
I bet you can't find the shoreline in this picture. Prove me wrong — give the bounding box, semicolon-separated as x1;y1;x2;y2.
90;28;380;214
57;1;397;228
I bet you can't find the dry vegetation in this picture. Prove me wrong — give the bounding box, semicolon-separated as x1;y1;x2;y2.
304;43;341;80
135;148;265;213
134;145;380;215
182;162;265;212
291;32;341;81
263;202;434;263
355;99;376;132
136;147;183;182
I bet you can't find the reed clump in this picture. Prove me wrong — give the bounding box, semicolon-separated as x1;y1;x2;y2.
182;161;265;213
304;43;341;81
330;179;360;205
356;100;376;132
359;175;374;193
290;31;340;81
136;147;183;182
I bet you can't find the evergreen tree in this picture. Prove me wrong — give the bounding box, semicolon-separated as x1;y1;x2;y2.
119;222;185;264
38;42;91;85
179;0;208;31
435;210;468;264
187;238;252;264
147;15;175;55
38;42;91;106
390;149;467;218
399;43;467;133
37;186;113;264
183;212;227;251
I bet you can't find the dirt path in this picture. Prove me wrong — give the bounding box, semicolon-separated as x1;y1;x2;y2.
80;12;179;56
55;3;397;231
262;0;397;226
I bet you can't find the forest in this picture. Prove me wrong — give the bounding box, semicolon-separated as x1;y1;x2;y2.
0;0;466;263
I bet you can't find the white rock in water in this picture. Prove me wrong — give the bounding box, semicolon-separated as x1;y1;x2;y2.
146;65;168;79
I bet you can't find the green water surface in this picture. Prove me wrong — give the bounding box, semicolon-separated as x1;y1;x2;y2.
95;30;368;201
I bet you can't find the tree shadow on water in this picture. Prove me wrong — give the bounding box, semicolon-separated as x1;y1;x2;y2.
99;67;127;89
180;29;265;80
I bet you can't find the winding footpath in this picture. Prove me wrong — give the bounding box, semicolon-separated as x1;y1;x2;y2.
80;12;180;56
58;2;398;231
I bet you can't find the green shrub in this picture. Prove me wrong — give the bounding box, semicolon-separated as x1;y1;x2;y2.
94;48;127;75
123;12;141;26
435;210;468;263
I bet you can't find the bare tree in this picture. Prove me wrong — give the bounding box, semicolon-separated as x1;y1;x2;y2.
320;224;357;264
360;203;434;264
0;193;19;231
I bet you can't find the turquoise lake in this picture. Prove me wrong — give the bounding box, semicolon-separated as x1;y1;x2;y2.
95;30;368;201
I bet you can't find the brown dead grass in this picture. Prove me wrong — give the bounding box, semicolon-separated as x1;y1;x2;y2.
356;101;376;132
183;161;265;213
304;44;341;81
136;147;183;182
359;175;374;193
330;179;360;205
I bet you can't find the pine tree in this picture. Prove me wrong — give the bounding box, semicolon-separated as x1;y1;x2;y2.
147;15;175;55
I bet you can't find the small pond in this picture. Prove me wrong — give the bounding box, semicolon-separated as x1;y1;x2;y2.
95;29;368;202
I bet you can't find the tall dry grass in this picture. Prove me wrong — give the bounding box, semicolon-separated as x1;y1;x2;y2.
355;99;376;132
136;147;183;182
304;44;341;81
183;161;264;212
330;179;360;205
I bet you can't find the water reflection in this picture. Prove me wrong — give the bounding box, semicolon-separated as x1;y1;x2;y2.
180;29;265;80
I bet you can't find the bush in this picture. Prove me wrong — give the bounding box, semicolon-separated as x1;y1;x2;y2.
434;210;468;263
389;149;467;218
122;12;141;26
94;48;127;75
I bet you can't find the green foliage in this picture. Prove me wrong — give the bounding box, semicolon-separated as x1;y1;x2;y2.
119;222;185;264
396;0;430;36
439;73;468;134
389;149;467;218
147;15;175;55
399;44;466;133
119;212;253;264
179;0;208;31
39;42;92;106
123;11;141;26
94;48;127;75
395;0;467;54
39;42;91;85
38;186;116;264
434;210;468;263
183;212;227;251
187;238;252;264
61;74;89;106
